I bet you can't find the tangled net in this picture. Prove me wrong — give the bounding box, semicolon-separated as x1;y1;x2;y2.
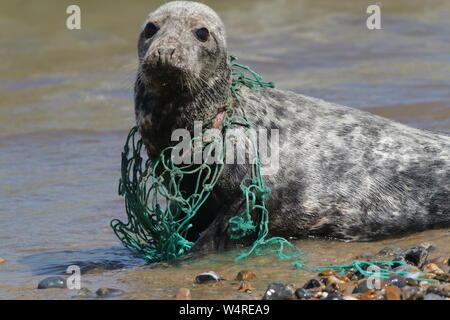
111;56;299;263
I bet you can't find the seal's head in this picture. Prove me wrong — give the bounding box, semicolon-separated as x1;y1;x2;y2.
137;1;229;96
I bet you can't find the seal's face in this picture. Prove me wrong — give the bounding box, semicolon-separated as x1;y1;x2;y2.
138;1;227;96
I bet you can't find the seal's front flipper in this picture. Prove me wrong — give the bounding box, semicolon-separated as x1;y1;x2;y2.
190;213;231;253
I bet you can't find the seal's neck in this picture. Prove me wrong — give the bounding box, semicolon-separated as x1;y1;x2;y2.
135;60;231;157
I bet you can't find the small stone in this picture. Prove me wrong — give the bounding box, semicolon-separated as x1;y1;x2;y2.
323;275;345;286
404;246;428;267
238;281;255;293
388;275;407;288
175;288;191;300
404;278;419;286
434;273;450;282
358;289;378;300
0;258;6;264
346;270;365;281
352;279;370;294
378;245;403;256
337;275;351;283
419;242;435;252
393;264;420;273
391;255;407;268
96;288;124;298
429;256;449;265
235;270;256;281
343;295;358;300
318;270;336;277
195;271;220;284
437;264;450;274
385;285;401;300
324;284;340;294
295;288;314;299
423;263;444;274
426;286;448;297
321;293;343;300
262;283;295;300
340;281;357;295
424;293;445;300
37;276;66;289
77;288;92;296
302;279;321;290
402;285;422;300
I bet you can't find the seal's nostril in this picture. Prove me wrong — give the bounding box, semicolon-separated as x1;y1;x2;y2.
157;48;176;62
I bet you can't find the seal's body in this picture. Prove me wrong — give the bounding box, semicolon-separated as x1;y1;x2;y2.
135;1;450;251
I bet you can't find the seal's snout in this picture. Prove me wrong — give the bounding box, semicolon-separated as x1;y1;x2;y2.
157;47;175;65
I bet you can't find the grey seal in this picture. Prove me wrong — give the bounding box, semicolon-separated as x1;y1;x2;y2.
133;1;450;251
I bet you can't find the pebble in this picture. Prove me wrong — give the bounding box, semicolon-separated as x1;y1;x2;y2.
423;263;444;274
323;275;345;286
426;286;448;298
295;288;314;299
302;279;321;290
419;242;435;252
402;285;422;300
423;293;445;300
388;275;407;288
321;293;343;300
0;258;6;264
96;288;125;298
404;278;419;286
235;270;256;281
352;280;370;294
195;271;220;284
324;284;340;294
429;256;449;265
378;245;403;256
346;270;365;281
238;281;255;293
318;270;336;277
37;276;66;289
434;273;450;282
393;264;420;273
358;289;378;300
385;285;401;300
262;283;295;300
437;264;450;274
77;288;92;296
404;246;428;267
175;288;191;300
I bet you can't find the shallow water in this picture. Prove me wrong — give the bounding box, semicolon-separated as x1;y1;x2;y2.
0;0;449;299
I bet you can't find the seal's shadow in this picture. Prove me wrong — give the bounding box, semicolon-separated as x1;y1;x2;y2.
18;246;146;275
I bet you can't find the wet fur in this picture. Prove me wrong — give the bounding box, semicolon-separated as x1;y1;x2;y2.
134;1;450;251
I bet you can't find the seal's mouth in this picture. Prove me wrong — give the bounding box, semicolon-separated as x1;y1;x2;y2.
142;64;193;93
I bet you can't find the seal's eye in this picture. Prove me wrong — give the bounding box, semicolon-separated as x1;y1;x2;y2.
194;27;210;42
144;22;159;39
